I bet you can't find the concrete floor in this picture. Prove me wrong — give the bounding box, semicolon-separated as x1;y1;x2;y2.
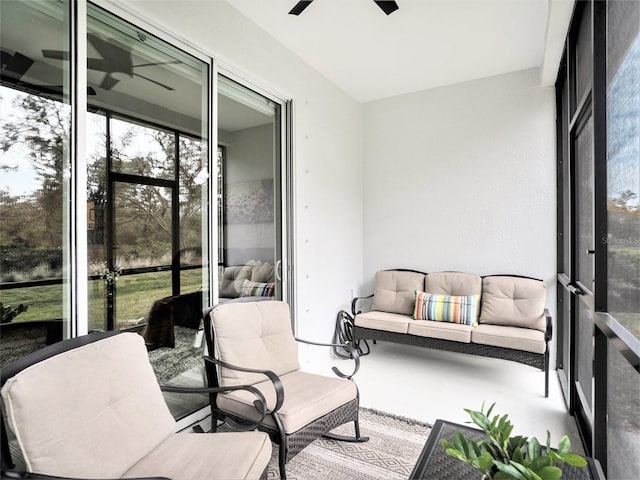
298;340;585;454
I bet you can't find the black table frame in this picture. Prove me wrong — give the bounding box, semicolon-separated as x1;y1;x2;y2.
410;419;600;480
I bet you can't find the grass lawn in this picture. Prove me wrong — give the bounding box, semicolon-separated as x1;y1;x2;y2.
1;269;205;330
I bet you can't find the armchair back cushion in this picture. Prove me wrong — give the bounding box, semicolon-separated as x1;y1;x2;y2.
372;270;425;315
211;301;300;387
0;333;175;478
425;272;482;296
479;276;547;332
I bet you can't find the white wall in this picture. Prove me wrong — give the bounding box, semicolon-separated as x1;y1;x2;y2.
120;0;364;343
362;69;558;362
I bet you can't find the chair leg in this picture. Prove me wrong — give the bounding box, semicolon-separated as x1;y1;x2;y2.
322;418;369;443
278;443;287;479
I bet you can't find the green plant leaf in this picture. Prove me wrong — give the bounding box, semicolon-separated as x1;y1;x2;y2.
557;435;571;455
547;450;564;463
475;452;495;471
453;432;470;457
536;466;563;480
512;446;524;464
444;448;469;463
495;472;514;480
468;409;492;431
527;436;542;460
560;452;588;467
529;455;553;474
440;439;454;450
494;461;528;480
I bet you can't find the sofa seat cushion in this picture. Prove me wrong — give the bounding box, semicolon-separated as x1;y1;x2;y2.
471;324;546;354
217;370;357;434
407;320;472;343
372;270;425;315
124;431;272;480
479;276;547;332
355;311;412;334
425;272;482;296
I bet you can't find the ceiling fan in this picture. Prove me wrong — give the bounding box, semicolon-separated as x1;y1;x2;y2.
42;33;179;91
1;48;96;97
289;0;399;16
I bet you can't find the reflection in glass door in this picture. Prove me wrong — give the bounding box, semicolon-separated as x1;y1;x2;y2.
217;75;284;304
0;0;72;366
84;3;210;420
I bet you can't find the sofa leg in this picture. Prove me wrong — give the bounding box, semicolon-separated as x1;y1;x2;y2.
545;348;550;398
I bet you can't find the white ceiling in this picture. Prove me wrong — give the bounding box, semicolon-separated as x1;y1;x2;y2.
227;0;570;103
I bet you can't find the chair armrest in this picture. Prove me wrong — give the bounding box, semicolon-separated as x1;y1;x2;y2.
1;473;170;480
203;356;285;414
544;308;553;342
295;337;361;380
160;382;268;429
351;294;374;317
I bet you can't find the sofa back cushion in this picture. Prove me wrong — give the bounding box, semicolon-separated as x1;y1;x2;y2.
425;272;482;296
373;270;425;315
251;263;275;283
479;276;547;332
219;265;253;298
0;333;175;478
211;300;300;386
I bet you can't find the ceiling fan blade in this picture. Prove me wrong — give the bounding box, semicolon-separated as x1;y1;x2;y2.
42;49;68;60
373;1;399;15
3;52;34;79
100;73;120;90
289;1;313;15
133;60;181;68
134;72;174;91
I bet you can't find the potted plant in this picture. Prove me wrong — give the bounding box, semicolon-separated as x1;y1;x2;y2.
441;402;587;480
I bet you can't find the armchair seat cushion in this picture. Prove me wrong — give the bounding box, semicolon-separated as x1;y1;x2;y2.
217;370;357;434
354;311;411;333
124;431;272;480
471;324;546;354
407;320;472;343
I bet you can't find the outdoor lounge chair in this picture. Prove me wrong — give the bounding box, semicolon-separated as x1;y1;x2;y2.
0;330;271;480
203;300;368;480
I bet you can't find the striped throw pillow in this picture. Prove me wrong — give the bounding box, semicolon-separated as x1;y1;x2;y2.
240;280;275;297
413;291;480;326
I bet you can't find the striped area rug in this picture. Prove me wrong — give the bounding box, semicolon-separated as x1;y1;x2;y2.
266;408;431;480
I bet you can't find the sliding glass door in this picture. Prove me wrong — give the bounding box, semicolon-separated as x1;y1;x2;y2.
217;74;285;304
0;0;292;421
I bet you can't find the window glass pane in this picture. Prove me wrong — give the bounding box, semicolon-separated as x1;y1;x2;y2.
110;118;175;180
84;4;210;419
218;75;281;300
576;302;594;412
607;0;640;339
576;114;595;291
607;344;640;479
0;0;71;366
575;4;592;110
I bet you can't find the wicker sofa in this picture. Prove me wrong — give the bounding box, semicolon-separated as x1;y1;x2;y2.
218;263;275;302
352;270;552;397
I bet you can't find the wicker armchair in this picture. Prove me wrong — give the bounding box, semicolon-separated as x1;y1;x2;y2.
0;330;271;480
203;300;368;479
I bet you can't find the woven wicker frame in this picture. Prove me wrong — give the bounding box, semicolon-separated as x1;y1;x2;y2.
217;397;359;462
354;325;550;396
